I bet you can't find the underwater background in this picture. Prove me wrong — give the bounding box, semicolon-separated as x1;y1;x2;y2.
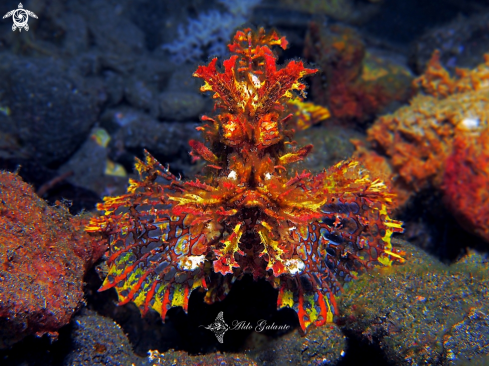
0;0;488;365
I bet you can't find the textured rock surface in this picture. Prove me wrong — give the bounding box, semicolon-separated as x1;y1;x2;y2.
247;326;346;365
294;125;364;173
304;22;413;123
410;12;489;73
443;129;489;244
0;55;98;166
158;91;206;121
62;312;346;366
146;349;257;366
71;1;146;56
0;172;105;349
124;78;158;116
443;308;489;365
366;52;489;208
339;239;489;365
64;310;141;366
57;130;128;197
107;109;201;176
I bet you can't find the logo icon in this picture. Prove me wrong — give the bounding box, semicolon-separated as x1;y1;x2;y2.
3;3;38;32
201;311;230;343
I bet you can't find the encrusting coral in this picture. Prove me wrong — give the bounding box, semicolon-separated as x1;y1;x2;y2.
87;28;404;332
366;51;489;205
443;128;489;243
0;171;105;348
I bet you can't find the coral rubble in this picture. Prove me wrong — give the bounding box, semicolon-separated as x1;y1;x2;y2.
87;28;403;333
0;171;105;348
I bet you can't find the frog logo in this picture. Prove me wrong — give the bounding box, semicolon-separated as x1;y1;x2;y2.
3;3;38;32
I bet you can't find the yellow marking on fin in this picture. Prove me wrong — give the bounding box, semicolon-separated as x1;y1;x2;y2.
192;277;205;290
171;284;185;307
281;289;294;308
378;255;393;266
385;221;403;229
152;283;168;316
304;293;318;328
326;309;334;323
384;249;404;260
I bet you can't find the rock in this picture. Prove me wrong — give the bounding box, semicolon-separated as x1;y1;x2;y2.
72;50;135;77
127;0;192;51
146;349;256;366
410;13;489;73
443;308;489;365
304;22;413;124
124;78;158;115
280;0;381;25
57;129;128;197
165;64;204;93
30;2;90;58
100;53;136;75
78;1;145;55
103;70;125;107
64;310;142;366
84;76;110;106
443;130;489;244
450;250;489;273
132;56;175;88
366;52;489;201
111;57;174;113
60;13;90;56
0;131;25;160
108;109;201;175
338;239;489;365
158;91;206;121
100;106;144;134
247;326;346;365
111;110;201;155
0;55;98;166
294;125;364;173
0;172;105;349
